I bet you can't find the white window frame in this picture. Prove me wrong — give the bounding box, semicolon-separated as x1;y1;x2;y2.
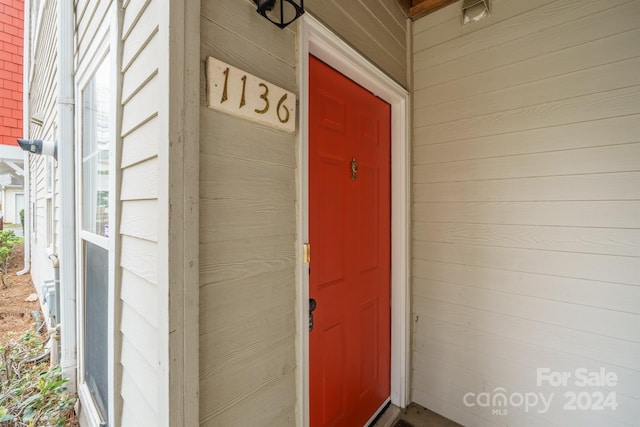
74;35;118;426
45;155;55;251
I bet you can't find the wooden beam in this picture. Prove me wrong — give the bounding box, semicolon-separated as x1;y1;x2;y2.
409;0;459;20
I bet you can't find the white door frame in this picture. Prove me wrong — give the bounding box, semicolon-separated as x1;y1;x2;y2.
296;14;411;426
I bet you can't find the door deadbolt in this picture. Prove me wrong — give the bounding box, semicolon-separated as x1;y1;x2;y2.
309;298;317;331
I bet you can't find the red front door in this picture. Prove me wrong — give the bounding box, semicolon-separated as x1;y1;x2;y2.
309;56;391;427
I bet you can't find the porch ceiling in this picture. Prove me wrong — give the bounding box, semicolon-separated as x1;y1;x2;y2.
397;0;460;20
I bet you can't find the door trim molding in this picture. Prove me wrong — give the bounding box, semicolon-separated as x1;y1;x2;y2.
296;14;411;426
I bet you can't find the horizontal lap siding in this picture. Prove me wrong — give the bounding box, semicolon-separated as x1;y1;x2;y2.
199;1;408;424
74;0;110;67
306;0;408;86
28;1;57;299
118;0;161;425
411;0;640;425
199;1;296;424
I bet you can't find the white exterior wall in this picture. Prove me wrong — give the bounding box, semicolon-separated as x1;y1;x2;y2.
104;0;199;424
28;0;178;425
27;0;57;299
411;0;640;425
117;0;162;424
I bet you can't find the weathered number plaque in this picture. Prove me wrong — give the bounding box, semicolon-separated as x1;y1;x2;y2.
206;57;296;133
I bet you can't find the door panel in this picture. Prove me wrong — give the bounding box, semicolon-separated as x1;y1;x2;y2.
317;155;346;286
359;165;379;272
309;56;391;427
322;322;345;424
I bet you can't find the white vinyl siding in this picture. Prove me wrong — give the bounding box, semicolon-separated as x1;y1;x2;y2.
28;0;58;298
411;1;640;426
72;0;163;425
28;0;176;425
74;0;111;67
118;0;162;425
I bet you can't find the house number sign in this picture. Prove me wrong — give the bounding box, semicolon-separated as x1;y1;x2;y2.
206;57;296;133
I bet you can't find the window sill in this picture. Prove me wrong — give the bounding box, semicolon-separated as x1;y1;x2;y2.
77;383;107;427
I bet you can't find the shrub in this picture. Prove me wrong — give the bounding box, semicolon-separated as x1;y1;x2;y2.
0;230;20;289
0;331;76;426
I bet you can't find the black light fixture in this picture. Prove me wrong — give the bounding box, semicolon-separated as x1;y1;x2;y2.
253;0;304;29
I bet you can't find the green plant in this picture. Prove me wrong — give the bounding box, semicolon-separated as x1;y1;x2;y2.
19;210;24;230
0;230;20;289
0;331;76;426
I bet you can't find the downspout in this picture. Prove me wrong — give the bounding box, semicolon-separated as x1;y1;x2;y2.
17;0;31;276
58;0;77;388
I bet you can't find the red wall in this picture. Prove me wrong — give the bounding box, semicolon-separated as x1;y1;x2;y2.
0;0;23;146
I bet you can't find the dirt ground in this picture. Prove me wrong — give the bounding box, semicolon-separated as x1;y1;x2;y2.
0;242;44;345
0;238;78;425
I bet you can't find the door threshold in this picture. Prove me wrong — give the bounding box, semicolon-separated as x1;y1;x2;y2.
366;398;393;427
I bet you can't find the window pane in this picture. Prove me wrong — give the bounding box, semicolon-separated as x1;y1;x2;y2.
82;60;110;236
83;241;109;422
